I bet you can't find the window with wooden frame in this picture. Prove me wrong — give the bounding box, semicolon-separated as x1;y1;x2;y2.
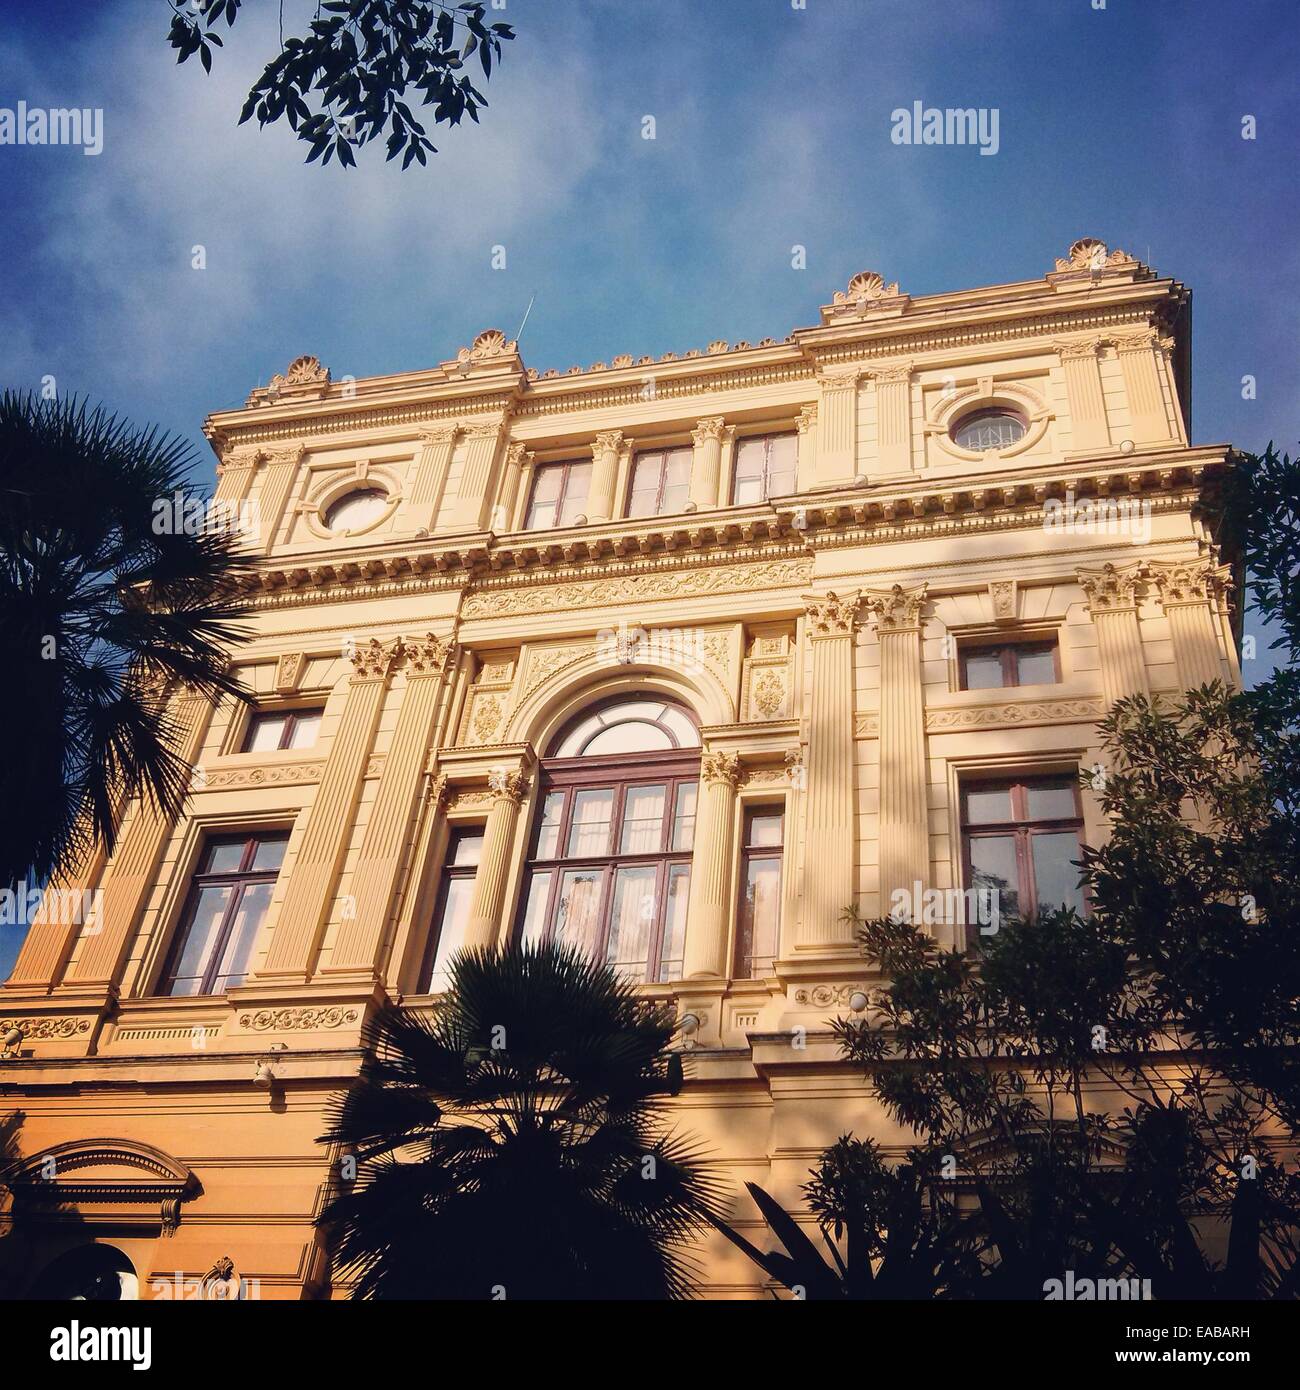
159;832;289;996
626;446;692;518
516;697;701;983
242;706;324;752
419;826;485;993
958;639;1060;691
960;774;1085;922
734;806;784;978
730;432;798;505
524;460;592;530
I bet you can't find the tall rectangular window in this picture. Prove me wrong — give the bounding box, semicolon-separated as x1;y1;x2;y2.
420;827;485;992
961;774;1085;921
731;433;797;505
735;807;783;978
243;707;324;752
627;447;692;518
959;641;1059;691
525;461;591;530
161;832;288;996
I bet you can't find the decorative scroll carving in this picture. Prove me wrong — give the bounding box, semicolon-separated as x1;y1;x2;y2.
457;328;516;363
462;559;814;620
794;983;866;1007
1053;238;1138;273
925;697;1106;731
0;1015;91;1040
199;761;322;790
239;1007;358;1031
989;579;1018;622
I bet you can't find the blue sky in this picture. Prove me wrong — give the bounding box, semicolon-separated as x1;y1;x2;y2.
0;0;1295;970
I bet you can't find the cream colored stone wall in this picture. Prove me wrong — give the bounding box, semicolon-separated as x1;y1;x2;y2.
1;241;1241;1298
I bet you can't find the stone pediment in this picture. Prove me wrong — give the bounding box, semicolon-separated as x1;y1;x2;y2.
3;1140;200;1231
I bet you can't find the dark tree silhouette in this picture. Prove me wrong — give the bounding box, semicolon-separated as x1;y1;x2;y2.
318;941;722;1299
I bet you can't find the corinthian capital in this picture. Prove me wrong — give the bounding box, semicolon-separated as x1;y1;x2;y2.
691;417;726;446
804;589;863;637
404;633;456;676
1077;562;1145;613
350;637;404;682
863;583;927;633
488;768;530;804
593;431;624;457
700;750;742;788
1147;558;1232;608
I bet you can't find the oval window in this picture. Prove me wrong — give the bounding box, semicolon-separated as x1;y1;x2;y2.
951;409;1026;452
324;487;388;532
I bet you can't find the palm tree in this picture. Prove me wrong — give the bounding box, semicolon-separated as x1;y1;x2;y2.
318;942;723;1299
0;391;251;891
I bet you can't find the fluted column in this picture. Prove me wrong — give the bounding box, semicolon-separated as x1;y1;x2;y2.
455;418;506;531
1114;329;1170;444
495;443;530;533
327;635;455;976
65;688;215;988
865;585;929;917
798;592;862;946
1149;558;1232;692
689;418;725;511
463;769;530;951
260;638;402;979
254;444;305;553
815;368;860;485
587;430;624;523
212;446;261;510
682;750;740;978
1055;338;1110;453
5;838;108;991
403;425;459;533
869;362;913;476
795;404;818;491
1078;564;1150;705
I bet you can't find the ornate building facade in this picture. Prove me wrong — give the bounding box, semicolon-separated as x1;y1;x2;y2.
0;241;1240;1298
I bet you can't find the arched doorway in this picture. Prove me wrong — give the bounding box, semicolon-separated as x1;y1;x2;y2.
30;1243;139;1300
516;695;701;982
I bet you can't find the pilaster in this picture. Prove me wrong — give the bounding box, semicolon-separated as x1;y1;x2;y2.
867;362;913;476
402;425;459;533
682;749;740;978
1055;338;1111;454
454;418;506;531
814;368;860;485
1077;563;1150;704
1149;558;1232;692
1114;329;1170;445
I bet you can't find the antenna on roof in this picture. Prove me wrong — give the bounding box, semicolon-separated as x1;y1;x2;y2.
514;293;536;346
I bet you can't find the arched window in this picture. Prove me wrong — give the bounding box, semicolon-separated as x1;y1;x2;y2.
516;696;701;982
950;408;1026;452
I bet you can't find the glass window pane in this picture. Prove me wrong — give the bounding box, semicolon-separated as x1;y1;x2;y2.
567;789;614;856
325;488;388;531
968;834;1021;918
606;866;658;981
1030;831;1084;913
531;465;563;502
731;474;764;506
286;711;322;749
449;829;484;868
250;836;288;872
535;793;565;858
963;651;1006;690
964;786;1013;824
557;463;591;526
765;434;798;495
664;449;692;485
1015;647;1057;686
660;707;701;747
1025;779;1078;821
553;713;602;758
582;722;674;756
620;784;666;853
427;878;476;991
204;840;247;873
657;864;691;982
519;871;552;945
747;812;783;848
214;881;273;990
526;498;558;530
671;782;697;851
628;453;664;518
733;439;766;479
554;869;604;957
167;884;234;994
246;714;286;752
737;857;782;977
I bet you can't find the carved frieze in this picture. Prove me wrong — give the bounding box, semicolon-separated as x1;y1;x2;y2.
239;1007;358;1031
